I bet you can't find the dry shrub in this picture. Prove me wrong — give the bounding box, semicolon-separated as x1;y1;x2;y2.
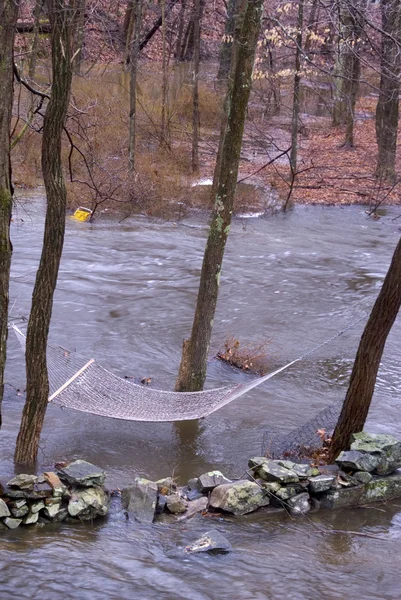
216;336;270;376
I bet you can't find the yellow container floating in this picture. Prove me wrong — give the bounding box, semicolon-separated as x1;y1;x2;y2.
72;207;92;222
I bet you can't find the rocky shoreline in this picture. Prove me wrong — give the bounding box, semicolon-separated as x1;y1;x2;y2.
2;432;401;549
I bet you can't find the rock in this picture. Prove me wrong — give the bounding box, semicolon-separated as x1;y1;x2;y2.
11;504;29;518
165;494;187;514
258;480;281;494
336;450;379;473
52;508;69;523
277;461;320;479
187;488;204;501
185;529;232;554
7;474;37;490
58;460;106;487
0;498;11;518
121;478;158;524
275;486;298;501
187;478;199;490
353;471;373;484
351;432;401;475
210;480;270;515
178;497;208;520
43;502;62;519
156;494;167;514
4;517;22;529
287;492;311;515
23;512;39;525
359;472;401;504
197;471;232;493
248;457;268;470
308;475;336;493
30;500;45;513
44;472;67;496
68;486;109;520
256;460;299;484
155;477;176;495
319;486;363;510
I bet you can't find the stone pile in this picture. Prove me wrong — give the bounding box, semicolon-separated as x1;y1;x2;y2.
0;460;109;530
121;432;401;524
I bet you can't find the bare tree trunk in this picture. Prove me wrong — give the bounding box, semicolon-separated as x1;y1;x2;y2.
175;0;264;392
175;0;186;61
160;0;168;146
217;0;238;83
375;0;401;182
328;236;401;462
29;0;43;79
129;0;142;171
191;0;201;173
15;0;75;465
0;0;19;429
73;0;85;75
290;0;304;173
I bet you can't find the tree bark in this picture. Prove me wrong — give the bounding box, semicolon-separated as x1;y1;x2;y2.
14;0;75;465
73;0;86;75
28;0;44;79
129;0;142;171
175;0;264;392
191;0;201;173
328;236;401;462
0;0;19;429
290;0;304;173
216;0;238;83
375;0;401;182
175;0;187;61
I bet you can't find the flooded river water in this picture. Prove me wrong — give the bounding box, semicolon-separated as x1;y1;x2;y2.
1;197;401;599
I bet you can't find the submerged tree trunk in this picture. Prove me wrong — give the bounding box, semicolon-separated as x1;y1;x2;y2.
328;236;401;462
15;0;75;465
129;0;142;171
0;1;19;429
175;0;264;392
290;0;304;173
375;0;401;182
191;0;201;173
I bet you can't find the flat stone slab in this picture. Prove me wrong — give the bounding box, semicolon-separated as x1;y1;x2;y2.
336;450;380;473
0;498;11;518
359;472;401;505
7;474;37;490
287;493;311;516
210;480;270;515
4;517;22;529
121;478;158;524
68;486;109;520
308;475;336;493
165;494;187;514
351;432;401;475
256;460;299;484
58;460;106;487
277;461;320;479
197;471;232;492
185;529;232;553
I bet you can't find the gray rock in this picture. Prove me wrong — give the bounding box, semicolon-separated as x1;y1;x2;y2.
248;457;268;470
185;529;232;554
256;460;299;484
178;497;208;520
0;498;11;518
30;501;45;514
308;475;336;493
210;480;270;515
275;486;298;501
121;478;158;524
197;471;232;492
58;460;106;487
7;474;38;490
351;432;401;475
165;494;187;514
43;502;62;520
353;471;373;484
23;512;39;525
11;504;29;518
186;488;204;501
187;478;199;491
156;494;167;514
155;477;177;495
319;486;363;510
359;472;401;504
43;472;67;496
287;492;311;515
258;480;281;494
336;450;379;473
4;517;22;529
277;461;320;479
68;486;109;520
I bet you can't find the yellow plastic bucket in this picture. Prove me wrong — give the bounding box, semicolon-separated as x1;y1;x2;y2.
72;207;92;222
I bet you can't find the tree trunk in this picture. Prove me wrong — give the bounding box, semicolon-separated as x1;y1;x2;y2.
160;0;168;146
175;0;186;61
129;0;142;171
29;0;43;79
14;0;75;465
332;0;365;144
216;0;238;83
175;0;264;392
290;0;304;173
191;0;201;173
73;0;86;75
328;236;401;462
375;0;401;182
0;1;19;429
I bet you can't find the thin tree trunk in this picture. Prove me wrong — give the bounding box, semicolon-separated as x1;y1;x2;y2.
375;0;401;182
160;0;168;146
15;0;75;465
129;0;142;171
175;0;264;392
175;0;186;61
328;236;401;462
192;0;201;173
290;0;304;173
73;0;85;75
0;0;19;429
217;0;238;83
29;0;43;79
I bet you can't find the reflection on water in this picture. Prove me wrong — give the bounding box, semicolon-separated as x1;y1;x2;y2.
1;198;401;599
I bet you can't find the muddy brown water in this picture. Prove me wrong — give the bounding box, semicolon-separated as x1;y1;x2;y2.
1;196;401;599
